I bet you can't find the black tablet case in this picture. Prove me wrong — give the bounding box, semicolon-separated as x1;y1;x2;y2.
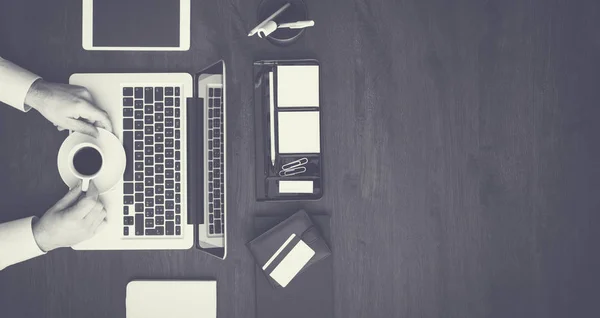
254;214;333;318
253;60;324;201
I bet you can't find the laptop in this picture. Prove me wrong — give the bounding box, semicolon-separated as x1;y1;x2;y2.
69;61;227;258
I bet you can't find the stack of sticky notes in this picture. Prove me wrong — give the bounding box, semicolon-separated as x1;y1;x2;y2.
276;65;320;155
277;65;320;108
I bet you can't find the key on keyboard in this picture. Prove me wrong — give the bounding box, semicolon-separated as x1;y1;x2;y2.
121;86;183;237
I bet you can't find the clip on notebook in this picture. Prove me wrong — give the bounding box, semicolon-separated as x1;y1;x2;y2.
279;157;308;177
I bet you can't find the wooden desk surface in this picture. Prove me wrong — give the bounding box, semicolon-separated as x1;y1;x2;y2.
2;0;600;317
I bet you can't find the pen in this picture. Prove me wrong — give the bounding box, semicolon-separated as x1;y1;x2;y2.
269;71;276;167
278;20;315;29
257;20;315;38
248;3;291;37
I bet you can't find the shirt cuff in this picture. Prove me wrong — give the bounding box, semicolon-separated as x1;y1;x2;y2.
0;58;41;112
0;217;46;270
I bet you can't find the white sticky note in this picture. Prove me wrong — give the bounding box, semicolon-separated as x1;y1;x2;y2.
269;239;316;287
278;111;320;154
277;65;319;107
279;180;314;194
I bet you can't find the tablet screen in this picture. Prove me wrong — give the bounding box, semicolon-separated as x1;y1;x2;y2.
93;0;180;47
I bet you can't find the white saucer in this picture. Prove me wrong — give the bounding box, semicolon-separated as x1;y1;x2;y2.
57;129;126;194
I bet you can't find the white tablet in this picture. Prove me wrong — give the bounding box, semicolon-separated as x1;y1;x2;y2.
126;281;216;318
82;0;190;51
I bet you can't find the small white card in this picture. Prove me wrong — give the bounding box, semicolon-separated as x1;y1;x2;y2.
279;180;314;194
269;239;316;287
262;234;297;271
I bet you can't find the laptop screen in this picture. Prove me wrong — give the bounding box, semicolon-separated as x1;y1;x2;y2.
195;61;227;260
93;0;180;47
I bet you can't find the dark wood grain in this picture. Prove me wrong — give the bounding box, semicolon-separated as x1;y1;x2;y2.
2;0;600;317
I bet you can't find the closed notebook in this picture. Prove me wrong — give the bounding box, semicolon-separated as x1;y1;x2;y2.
247;210;331;288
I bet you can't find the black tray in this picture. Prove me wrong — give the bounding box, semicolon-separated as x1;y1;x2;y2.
253;59;323;201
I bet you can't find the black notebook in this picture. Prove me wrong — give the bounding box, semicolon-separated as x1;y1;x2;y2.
253;213;333;318
248;210;331;288
253;60;324;201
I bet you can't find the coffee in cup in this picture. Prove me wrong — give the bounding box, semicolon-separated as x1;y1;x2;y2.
69;142;104;191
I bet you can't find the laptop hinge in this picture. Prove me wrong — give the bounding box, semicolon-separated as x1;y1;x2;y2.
186;90;203;227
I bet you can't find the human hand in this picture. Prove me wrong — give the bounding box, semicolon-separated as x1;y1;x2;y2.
25;80;113;137
32;181;107;252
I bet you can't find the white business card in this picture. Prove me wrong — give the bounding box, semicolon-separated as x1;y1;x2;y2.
279;180;314;194
269;239;315;288
262;233;297;271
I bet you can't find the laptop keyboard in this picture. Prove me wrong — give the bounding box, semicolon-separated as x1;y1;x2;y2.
207;86;225;236
122;86;183;237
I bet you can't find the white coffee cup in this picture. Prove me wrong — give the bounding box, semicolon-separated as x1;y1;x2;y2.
68;142;104;192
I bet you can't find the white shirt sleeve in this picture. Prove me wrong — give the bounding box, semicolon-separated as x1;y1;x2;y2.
0;57;41;112
0;217;46;271
0;59;46;270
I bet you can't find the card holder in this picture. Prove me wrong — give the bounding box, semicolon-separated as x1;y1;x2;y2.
247;210;332;288
254;60;323;201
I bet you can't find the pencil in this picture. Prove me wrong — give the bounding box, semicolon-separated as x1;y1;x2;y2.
269;71;276;166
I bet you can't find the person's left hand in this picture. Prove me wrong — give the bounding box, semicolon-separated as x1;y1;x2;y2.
32;181;107;252
25;79;113;137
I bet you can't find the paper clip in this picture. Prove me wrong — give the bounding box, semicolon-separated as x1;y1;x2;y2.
279;157;308;177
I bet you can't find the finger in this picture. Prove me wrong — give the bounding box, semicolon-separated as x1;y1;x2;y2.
51;181;83;211
66;118;99;138
63;195;96;219
89;208;107;230
76;92;113;133
92;120;111;132
76;100;113;133
56;126;66;131
75;86;94;102
83;201;104;225
85;181;100;200
93;220;108;235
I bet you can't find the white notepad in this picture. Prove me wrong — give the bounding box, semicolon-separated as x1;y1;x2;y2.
277;65;320;108
278;111;320;154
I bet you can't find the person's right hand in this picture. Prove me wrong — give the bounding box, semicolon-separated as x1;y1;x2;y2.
32;181;107;252
24;80;113;137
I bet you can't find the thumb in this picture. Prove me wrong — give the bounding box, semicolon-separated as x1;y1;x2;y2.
67;118;99;138
50;181;83;212
85;181;99;200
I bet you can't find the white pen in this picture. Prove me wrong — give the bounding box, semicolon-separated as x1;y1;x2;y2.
278;20;315;29
269;71;276;167
248;3;291;37
258;20;315;38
